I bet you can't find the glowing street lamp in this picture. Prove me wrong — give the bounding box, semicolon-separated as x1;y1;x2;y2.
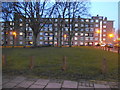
12;31;17;37
64;34;67;38
109;34;114;38
96;30;100;34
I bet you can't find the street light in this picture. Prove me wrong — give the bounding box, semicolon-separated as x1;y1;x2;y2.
96;30;100;34
109;34;114;38
12;31;17;37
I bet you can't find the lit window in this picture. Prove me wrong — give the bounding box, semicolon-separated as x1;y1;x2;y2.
40;37;43;40
75;42;78;45
55;32;57;35
44;32;48;36
80;33;84;36
10;32;13;35
103;34;106;37
19;41;23;45
20;23;22;26
80;42;84;45
95;42;98;45
45;42;48;44
75;24;78;27
54;42;57;45
65;28;68;31
55;19;58;22
19;32;23;35
10;22;13;25
26;24;29;27
65;19;68;22
103;25;106;28
10;28;12;30
75;33;78;36
49;37;53;40
86;19;89;22
96;20;99;22
29;27;32;31
40;32;43;35
49;42;53;44
74;37;78;40
89;42;93;45
40;41;43;44
49;28;52;31
85;33;88;36
85;24;89;27
103;38;106;41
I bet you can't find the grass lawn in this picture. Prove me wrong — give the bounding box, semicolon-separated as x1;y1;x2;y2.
2;46;118;81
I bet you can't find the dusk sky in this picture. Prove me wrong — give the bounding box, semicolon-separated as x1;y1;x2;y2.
90;1;119;31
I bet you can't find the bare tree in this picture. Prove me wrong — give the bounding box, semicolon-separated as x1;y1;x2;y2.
2;2;14;47
12;1;54;47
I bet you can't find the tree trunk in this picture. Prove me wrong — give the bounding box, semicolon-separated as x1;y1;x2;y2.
33;35;37;47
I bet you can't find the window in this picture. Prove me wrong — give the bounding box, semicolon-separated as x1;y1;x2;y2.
75;24;78;27
55;19;58;22
45;42;48;44
19;36;23;40
90;19;94;22
75;33;78;36
80;42;84;45
44;32;48;36
85;37;89;40
50;33;53;36
44;37;48;40
40;37;43;40
10;22;13;25
49;28;52;31
29;37;32;40
19;41;23;45
54;23;57;26
29;27;32;31
80;33;84;36
90;28;94;31
65;28;68;31
103;21;107;24
81;19;84;22
103;25;106;28
20;23;22;26
49;37;53;40
65;19;68;22
86;19;89;22
85;28;89;32
85;24;88;27
10;32;13;35
26;24;29;27
10;28;12;30
75;28;78;31
40;32;43;35
95;38;98;41
95;33;98;36
89;33;93;37
95;24;99;27
85;33;88;36
90;37;93;40
75;42;78;45
74;37;78;40
19;32;23;35
103;38;106;41
80;29;84;31
81;24;84;27
80;37;84;40
40;41;43;44
95;20;99;22
103;34;106;37
103;30;106;32
10;41;13;44
28;32;32;36
55;32;57;35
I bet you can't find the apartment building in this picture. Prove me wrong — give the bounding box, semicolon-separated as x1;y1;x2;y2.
0;15;114;46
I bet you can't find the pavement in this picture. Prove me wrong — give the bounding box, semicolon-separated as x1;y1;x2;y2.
2;76;119;90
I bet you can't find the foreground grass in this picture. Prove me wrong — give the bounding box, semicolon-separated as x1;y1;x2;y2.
2;46;118;81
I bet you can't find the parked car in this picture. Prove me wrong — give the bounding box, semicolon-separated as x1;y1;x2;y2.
105;44;113;48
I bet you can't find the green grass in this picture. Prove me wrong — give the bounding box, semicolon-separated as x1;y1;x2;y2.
2;46;118;81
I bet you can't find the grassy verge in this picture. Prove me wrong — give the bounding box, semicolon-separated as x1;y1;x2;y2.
2;46;118;81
